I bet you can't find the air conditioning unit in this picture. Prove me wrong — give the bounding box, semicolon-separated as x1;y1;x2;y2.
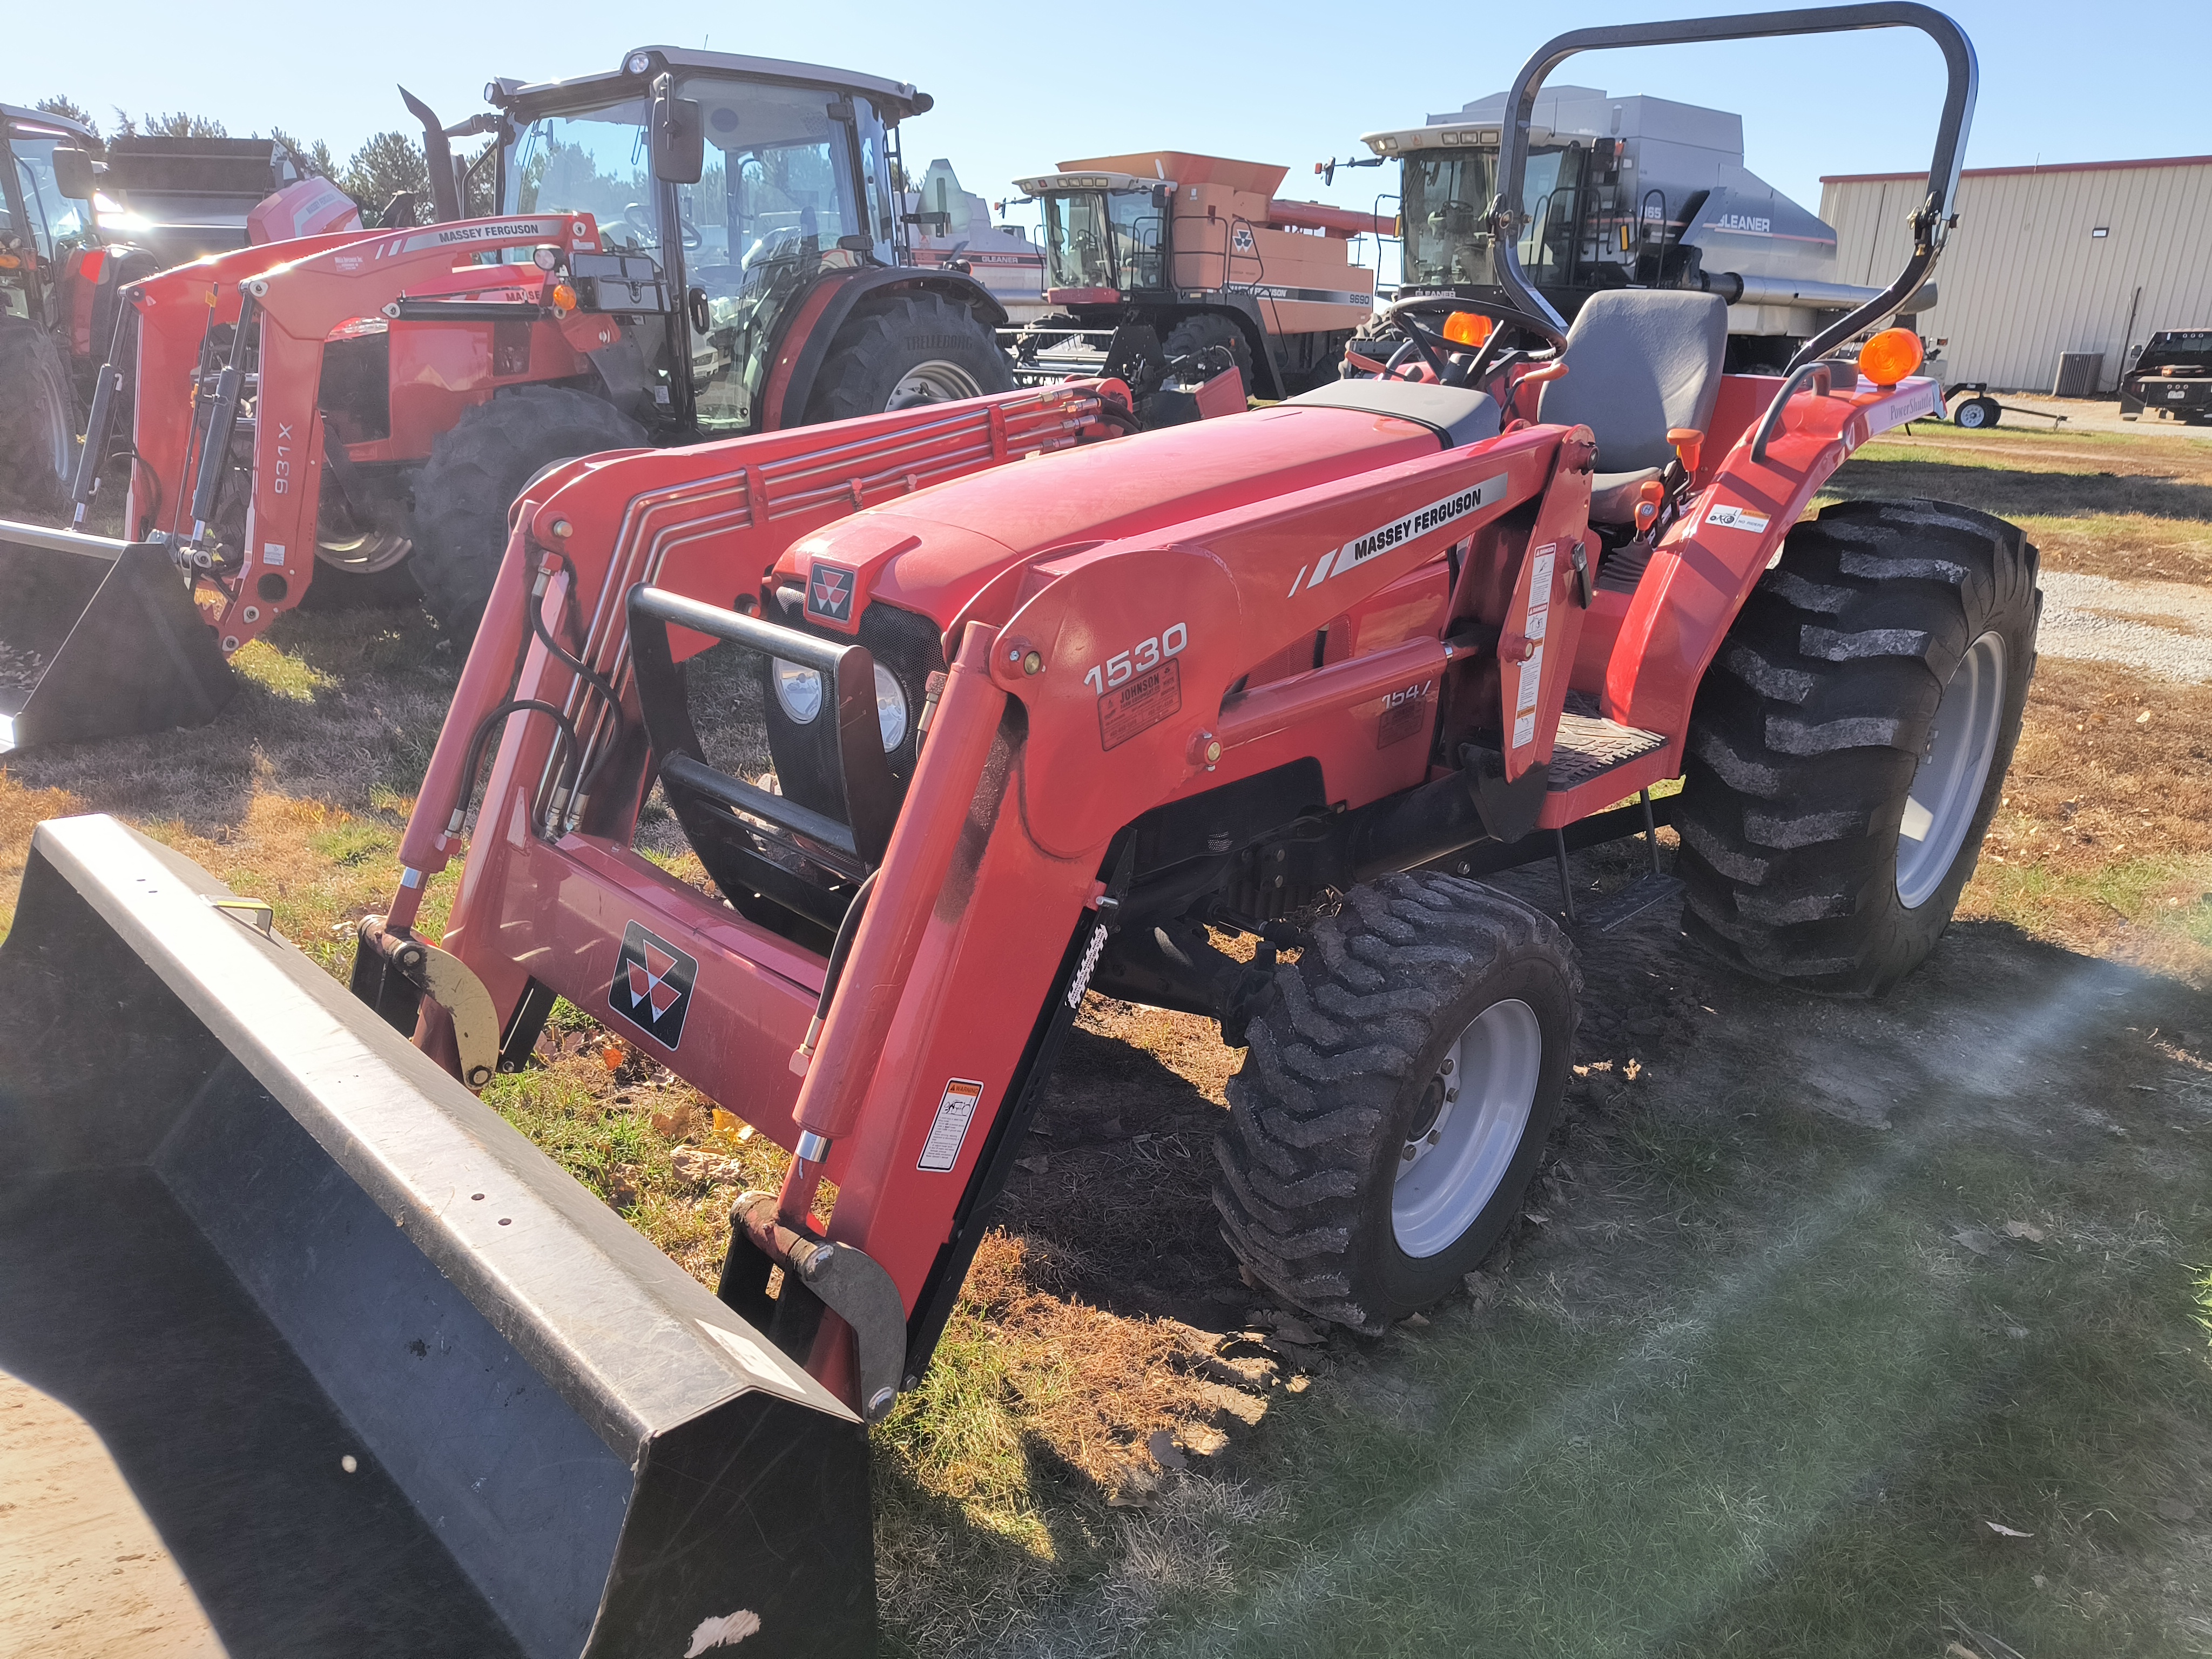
2054;351;2103;398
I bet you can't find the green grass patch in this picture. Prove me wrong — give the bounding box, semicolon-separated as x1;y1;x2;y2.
229;638;336;703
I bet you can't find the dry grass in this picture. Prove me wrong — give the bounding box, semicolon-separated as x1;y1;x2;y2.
1960;660;2212;982
1831;426;2212;588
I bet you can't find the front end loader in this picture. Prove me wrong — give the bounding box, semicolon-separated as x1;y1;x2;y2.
3;7;2023;1651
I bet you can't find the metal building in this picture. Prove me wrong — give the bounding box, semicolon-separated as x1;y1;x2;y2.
1821;155;2212;393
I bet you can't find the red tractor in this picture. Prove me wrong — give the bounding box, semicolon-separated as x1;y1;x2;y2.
0;47;1013;752
0;7;2026;1650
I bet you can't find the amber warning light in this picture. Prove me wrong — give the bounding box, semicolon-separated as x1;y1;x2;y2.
1443;311;1494;349
1858;328;1924;389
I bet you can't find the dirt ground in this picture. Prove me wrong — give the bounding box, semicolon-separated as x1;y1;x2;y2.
2;416;2210;1656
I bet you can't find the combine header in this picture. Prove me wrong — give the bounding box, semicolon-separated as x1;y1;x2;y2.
2;7;2025;1651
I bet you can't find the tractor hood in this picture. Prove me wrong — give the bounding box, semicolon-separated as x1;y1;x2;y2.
774;402;1447;638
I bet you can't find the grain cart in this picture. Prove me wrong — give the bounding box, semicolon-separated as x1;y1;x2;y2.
1339;81;1936;374
1008;151;1389;415
0;46;1012;752
1;8;2025;1652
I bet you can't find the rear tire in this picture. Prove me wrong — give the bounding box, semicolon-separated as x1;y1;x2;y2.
1952;395;2000;429
1676;497;2039;996
409;386;646;640
0;319;74;515
1212;875;1579;1333
802;292;1011;424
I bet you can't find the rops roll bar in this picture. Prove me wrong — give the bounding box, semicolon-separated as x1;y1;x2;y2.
1489;3;1978;373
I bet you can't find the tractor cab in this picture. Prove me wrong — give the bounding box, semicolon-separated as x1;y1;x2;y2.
491;48;922;435
1;104;98;331
1026;170;1173;301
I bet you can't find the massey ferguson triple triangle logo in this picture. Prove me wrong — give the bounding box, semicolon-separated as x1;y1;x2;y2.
806;562;855;623
610;921;697;1049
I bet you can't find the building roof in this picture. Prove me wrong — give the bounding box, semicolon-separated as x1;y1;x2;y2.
1823;154;2212;184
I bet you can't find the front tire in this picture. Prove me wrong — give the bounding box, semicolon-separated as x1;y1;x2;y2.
0;318;74;514
1213;875;1579;1332
1676;498;2039;996
803;292;1012;424
1162;313;1258;400
409;386;646;640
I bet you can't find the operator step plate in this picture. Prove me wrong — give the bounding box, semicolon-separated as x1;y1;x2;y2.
1548;696;1667;792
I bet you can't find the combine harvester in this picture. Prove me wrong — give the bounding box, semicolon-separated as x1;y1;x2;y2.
0;8;2028;1652
0;47;1016;752
1333;61;1939;373
1007;149;1391;416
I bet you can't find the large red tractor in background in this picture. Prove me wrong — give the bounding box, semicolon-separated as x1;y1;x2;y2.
1;103;360;512
0;7;2024;1653
0;46;1013;752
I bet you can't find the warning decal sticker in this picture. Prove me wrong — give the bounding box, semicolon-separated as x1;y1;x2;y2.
609;921;697;1049
919;1078;986;1172
1097;657;1182;751
1703;504;1771;535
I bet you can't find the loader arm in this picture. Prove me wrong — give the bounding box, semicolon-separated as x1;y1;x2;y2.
198;215;612;651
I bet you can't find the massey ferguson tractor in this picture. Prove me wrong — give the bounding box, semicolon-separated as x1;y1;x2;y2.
0;8;2026;1653
0;105;360;514
0;46;1012;752
1008;151;1390;418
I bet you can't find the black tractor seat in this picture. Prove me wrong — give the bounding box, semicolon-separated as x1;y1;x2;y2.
1538;289;1727;523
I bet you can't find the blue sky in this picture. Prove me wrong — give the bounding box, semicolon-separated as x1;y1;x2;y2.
18;0;2206;249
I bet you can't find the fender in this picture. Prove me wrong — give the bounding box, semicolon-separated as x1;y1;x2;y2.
764;265;1011;431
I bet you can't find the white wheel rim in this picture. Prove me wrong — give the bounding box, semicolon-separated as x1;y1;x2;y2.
885;360;983;411
1896;629;2007;909
316;529;415;574
1392;998;1543;1258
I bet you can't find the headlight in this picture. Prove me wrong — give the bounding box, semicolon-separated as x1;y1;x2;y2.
874;663;908;752
771;659;822;724
774;658;908;751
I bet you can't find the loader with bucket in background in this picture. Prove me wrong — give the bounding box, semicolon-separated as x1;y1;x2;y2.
0;46;1015;755
1;6;2026;1653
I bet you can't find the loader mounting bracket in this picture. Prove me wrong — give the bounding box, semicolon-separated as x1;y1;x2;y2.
719;1191;909;1420
348;915;501;1089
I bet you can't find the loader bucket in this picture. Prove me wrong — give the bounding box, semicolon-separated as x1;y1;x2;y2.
0;815;875;1657
0;522;233;753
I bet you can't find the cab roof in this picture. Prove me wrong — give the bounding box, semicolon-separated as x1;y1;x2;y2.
490;46;930;124
2;104;97;144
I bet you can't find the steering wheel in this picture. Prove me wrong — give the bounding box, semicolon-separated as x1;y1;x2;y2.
1374;293;1567;392
622;202;657;245
740;225;801;272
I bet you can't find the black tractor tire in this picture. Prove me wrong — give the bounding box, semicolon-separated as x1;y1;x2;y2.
1213;874;1580;1333
410;385;647;640
1676;498;2039;997
803;292;1013;425
1162;313;1259;399
0;318;75;514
